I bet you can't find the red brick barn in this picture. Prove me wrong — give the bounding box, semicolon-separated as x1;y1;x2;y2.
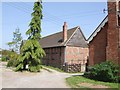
40;22;88;72
88;0;120;66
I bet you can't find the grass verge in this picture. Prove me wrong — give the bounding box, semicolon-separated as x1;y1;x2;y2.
66;76;119;88
42;65;64;72
42;65;84;75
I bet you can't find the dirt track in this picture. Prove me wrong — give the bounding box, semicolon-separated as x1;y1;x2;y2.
0;62;83;88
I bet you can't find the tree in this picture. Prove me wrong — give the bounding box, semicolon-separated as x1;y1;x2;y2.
7;28;22;53
13;28;22;53
6;28;22;67
16;0;45;72
7;42;15;51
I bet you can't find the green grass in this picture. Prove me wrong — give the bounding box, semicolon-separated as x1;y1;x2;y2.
42;65;64;72
66;76;119;89
42;65;84;74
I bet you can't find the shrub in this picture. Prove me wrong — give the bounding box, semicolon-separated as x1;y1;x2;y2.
28;65;42;72
7;51;19;67
1;56;8;61
1;50;11;56
84;61;120;83
7;58;19;67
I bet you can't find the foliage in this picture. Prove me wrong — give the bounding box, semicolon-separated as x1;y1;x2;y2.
16;0;45;72
1;56;8;61
26;0;43;40
1;49;11;56
0;49;19;67
84;61;120;83
1;49;13;62
7;51;19;67
7;28;22;53
15;0;45;72
16;40;45;72
66;76;119;88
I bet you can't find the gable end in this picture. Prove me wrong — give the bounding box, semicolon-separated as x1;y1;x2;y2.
87;16;108;43
66;27;88;48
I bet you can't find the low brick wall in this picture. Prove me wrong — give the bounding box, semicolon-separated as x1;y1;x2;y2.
66;64;81;73
63;63;86;73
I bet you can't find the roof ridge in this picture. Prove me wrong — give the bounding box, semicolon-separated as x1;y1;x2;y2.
39;26;79;48
41;26;78;39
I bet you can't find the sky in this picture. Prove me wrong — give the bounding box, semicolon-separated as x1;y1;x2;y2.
1;1;108;50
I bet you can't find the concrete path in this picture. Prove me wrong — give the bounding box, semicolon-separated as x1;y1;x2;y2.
0;62;83;88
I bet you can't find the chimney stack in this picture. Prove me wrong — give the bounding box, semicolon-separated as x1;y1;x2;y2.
63;22;67;42
106;0;119;64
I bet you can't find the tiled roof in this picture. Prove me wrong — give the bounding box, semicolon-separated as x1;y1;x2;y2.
39;27;79;48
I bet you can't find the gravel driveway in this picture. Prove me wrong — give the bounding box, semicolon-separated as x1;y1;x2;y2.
0;62;83;88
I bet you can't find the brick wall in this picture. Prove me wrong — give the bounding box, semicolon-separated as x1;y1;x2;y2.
42;47;65;68
106;1;119;64
66;46;88;64
89;23;108;66
65;46;88;72
42;46;88;72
